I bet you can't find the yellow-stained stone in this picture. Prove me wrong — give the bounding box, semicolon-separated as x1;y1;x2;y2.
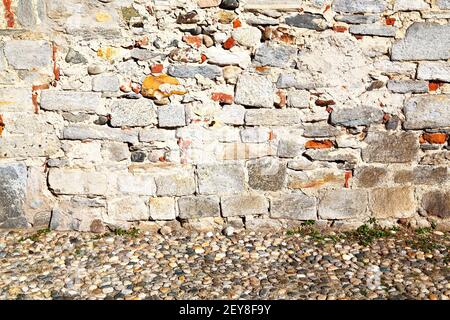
141;74;187;98
97;47;122;62
95;12;112;22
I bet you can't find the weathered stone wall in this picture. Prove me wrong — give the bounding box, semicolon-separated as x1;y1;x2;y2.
0;0;449;233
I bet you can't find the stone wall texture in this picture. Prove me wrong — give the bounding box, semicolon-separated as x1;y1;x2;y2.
0;0;449;233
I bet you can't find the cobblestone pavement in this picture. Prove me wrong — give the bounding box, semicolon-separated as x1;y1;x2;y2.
0;227;448;300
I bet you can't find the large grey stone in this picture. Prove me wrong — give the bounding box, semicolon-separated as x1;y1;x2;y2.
108;196;149;221
17;0;37;27
167;64;222;79
421;190;450;218
178;196;220;219
330;106;384;127
335;15;379;24
362;131;419;163
155;169;196;196
0;164;28;229
63;125;139;144
394;0;429;11
392;23;450;61
437;0;450;9
0;88;32;112
4;40;51;70
417;62;450;83
254;42;297;68
404;95;450;129
349;25;397;37
116;174;156;196
248;157;286;191
48;169;108;195
235;74;274;108
110;99;157;128
284;13;327;31
157;104;186;128
197;163;245;194
245;109;302;126
149;197;176;220
40;91;102;113
232;26;262;48
332;0;387;13
319;189;368;220
387;80;428;94
92;74;120;92
221;194;269;217
271;193;317;220
369;187;415;218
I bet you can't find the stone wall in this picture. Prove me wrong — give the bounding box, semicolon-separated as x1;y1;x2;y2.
0;0;449;233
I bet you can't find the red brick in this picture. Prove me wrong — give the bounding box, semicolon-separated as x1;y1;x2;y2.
212;92;234;104
223;37;235;50
305;140;334;149
151;64;164;73
421;133;448;144
182;35;202;48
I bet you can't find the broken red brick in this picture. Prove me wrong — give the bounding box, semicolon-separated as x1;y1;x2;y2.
0;114;5;137
268;130;275;141
232;19;242;29
223;37;235;50
201;54;207;63
333;25;348;33
182;35;202;48
255;66;270;73
2;0;14;28
323;4;331;13
275;90;287;108
212;92;234;104
32;92;39;114
305;140;334;149
131;83;141;94
151;64;164;74
32;84;50;91
315;99;336;106
354;35;363;40
383;113;391;123
52;43;60;82
428;81;441;92
385;17;396;26
421;133;448;144
135;36;149;48
326;106;333;113
344;171;352;188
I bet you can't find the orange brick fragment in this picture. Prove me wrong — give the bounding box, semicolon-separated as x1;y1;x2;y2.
233;19;242;29
211;92;233;104
315;99;336;106
385;17;396;26
421;133;448;144
0;115;5;136
151;64;164;73
429;82;441;92
333;25;348;33
223;37;235;50
305;140;334;149
183;35;202;48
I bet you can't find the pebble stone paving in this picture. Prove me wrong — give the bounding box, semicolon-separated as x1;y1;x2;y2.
0;227;448;300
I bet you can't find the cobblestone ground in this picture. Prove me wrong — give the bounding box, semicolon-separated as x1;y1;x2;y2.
0;227;448;300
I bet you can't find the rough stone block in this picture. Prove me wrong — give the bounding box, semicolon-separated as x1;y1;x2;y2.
139;128;176;142
271;193;317;220
254;43;297;68
362;131;419;163
117;174;156;196
332;0;387;13
404;95;450;129
392;23;450;61
4;40;52;70
285;13;327;31
157;104;186;128
245;109;301;126
437;0;450;9
235;74;274;108
110;99;157;128
354;166;388;188
197;163;245;194
155;169;196;196
370;187;415;218
287;90;310;109
92;74;120;92
421;190;450;218
0;163;28;229
40;91;103;113
178;196;220;219
216;143;276;160
108;196;149;221
319;189;368;220
330;106;384;127
248;157;286;191
394;0;429;11
0;88;32;112
149;197;177;220
48;169;108;195
221;194;269;217
216;104;245;125
417;62;450;83
167;64;222;79
349;25;397;37
287;168;346;190
63;125;139;144
387;80;428;94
